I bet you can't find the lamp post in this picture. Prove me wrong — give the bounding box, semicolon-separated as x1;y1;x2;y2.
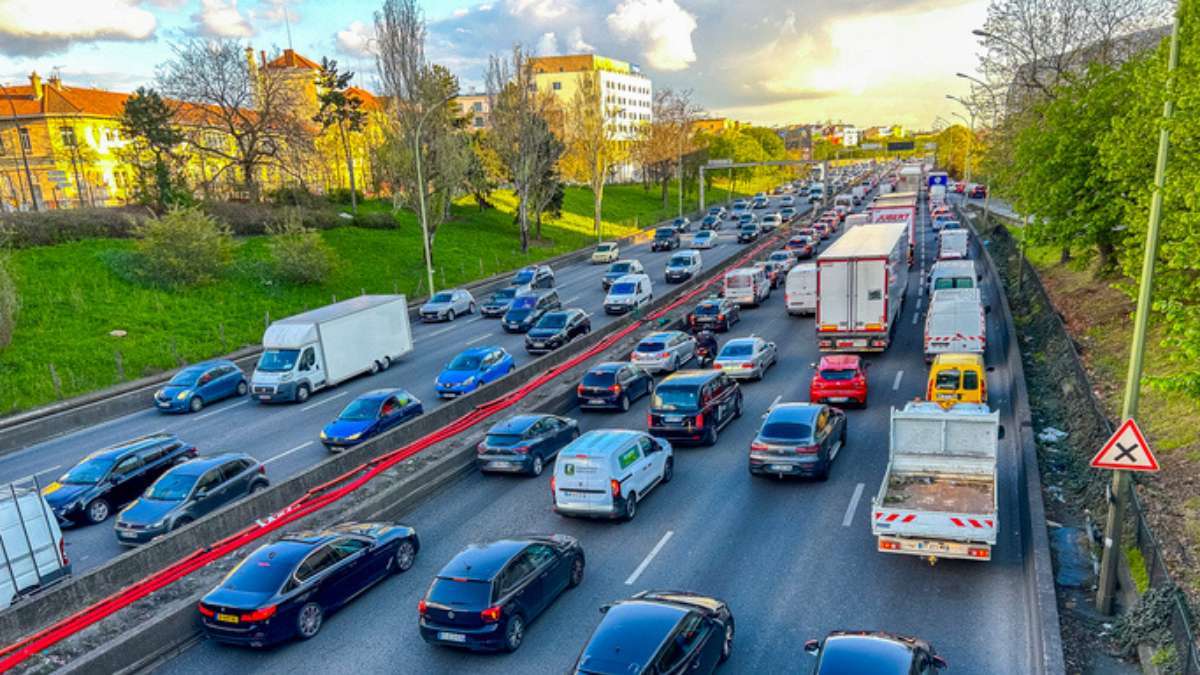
413;92;455;298
0;82;38;212
947;95;977;183
957;72;1002;215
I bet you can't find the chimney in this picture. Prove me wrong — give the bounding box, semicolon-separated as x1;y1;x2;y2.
48;73;62;91
260;50;267;68
29;71;42;100
245;47;257;78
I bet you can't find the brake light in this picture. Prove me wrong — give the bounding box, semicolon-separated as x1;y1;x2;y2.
258;464;266;475
694;413;704;429
198;603;214;618
481;605;502;623
713;362;722;369
750;442;767;452
241;605;277;622
647;413;653;426
968;547;991;559
609;384;621;393
418;599;428;615
577;384;586;395
610;479;622;498
741;362;753;369
550;476;556;493
795;445;818;455
512;445;530;455
59;538;68;566
717;313;725;321
879;539;902;551
659;352;670;359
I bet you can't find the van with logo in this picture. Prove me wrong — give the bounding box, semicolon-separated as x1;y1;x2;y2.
926;353;989;407
552;430;673;521
723;268;770;307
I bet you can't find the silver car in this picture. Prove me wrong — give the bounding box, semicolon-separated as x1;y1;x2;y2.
713;336;778;380
419;288;476;322
630;331;697;373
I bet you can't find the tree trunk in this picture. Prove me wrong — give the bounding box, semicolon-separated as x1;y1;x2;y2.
340;123;358;214
535;210;543;241
661;175;669;209
242;160;259;202
1096;238;1116;276
593;181;604;235
518;190;529;253
1060;246;1071;264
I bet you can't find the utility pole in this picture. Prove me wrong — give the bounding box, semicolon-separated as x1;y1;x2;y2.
413;93;453;298
1096;9;1179;616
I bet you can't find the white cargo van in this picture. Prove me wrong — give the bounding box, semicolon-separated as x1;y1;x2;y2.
724;268;770;307
938;229;970;260
552;430;673;521
604;273;653;315
785;263;817;316
0;482;70;610
928;259;979;291
924;288;987;361
251;295;414;403
834;194;854;211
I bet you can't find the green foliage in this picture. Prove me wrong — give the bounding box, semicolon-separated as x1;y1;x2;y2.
352;210;399;229
266;214;337;285
133;207;235;286
1127;546;1150;594
0;254;18;350
119;87;186;209
327;188;365;205
0;208;148;247
268;186;325;208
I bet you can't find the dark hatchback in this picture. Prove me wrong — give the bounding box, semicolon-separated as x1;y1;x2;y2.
199;523;419;647
805;630;947;674
525;309;591;354
651;227;681;251
647;371;742;446
576;362;654;412
115;453;268;545
419;534;585;653
479;287;522;318
573;590;734;675
687;297;740;333
43;434;198;525
736;222;759;243
749;403;847;481
476;413;580;476
503;290;562;333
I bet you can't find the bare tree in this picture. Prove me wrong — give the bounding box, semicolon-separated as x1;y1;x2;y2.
157;39;310;202
486;45;564;253
634;87;703;208
560;72;624;235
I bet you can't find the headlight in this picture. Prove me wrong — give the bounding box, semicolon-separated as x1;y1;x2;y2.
319;430;328;440
175;390;189;400
346;432;362;441
280;373;293;382
464;376;476;386
152;519;168;529
155;389;164;399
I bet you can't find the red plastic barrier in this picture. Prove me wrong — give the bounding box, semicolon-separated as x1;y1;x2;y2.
0;234;779;671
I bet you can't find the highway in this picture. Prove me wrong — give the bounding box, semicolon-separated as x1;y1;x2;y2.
0;195;803;574
154;187;1035;674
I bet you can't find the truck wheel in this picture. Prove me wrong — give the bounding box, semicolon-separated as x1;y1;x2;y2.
295;385;310;403
381;356;392;371
189;396;204;413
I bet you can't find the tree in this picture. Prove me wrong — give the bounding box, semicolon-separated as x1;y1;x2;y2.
634;87;703;208
313;58;367;213
120;87;185;209
486;45;564;252
464;131;502;210
157;39;310;202
561;72;624;235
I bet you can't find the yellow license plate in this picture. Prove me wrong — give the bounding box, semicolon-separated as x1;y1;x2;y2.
216;613;240;624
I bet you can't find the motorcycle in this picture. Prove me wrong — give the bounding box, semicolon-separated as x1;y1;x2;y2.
696;345;715;368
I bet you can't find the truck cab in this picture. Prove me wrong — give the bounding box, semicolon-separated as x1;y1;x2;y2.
253;341;327;403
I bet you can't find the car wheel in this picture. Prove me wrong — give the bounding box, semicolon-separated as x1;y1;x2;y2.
393;539;417;573
295;385;310;404
173;516;193;531
447;309;455;322
703;426;718;447
189;396;204;413
622;492;637;521
468;302;476;315
720;619;736;662
734;395;743;419
668;355;678;373
619;394;630;412
381;356;392;371
249;481;267;495
236;381;248;396
529;454;545;477
85;498;111;524
662;458;674;483
504;614;526;653
296;602;324;640
567;555;585;588
816;461;831;482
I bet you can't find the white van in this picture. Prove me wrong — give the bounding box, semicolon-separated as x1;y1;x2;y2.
785;263;818;316
724;268;770;307
552;430;674;521
0;483;70;610
924;288;987;361
604;273;653;315
928;259;979;291
938;229;970;260
834;194;854;211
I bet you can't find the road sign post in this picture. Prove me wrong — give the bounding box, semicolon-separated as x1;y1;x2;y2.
1095;10;1178;616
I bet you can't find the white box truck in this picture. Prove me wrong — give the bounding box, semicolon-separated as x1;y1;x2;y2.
923;288;987;361
938;229;970;260
785;263;817;316
816;223;909;352
0;481;70;610
251;295;414;403
871;402;1000;562
869;193;917;266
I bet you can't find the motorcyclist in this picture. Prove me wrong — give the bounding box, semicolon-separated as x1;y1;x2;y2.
695;329;719;367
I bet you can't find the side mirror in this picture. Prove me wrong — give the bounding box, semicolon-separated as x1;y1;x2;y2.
986;366;996;373
599;603;612;614
997;425;1007;440
804;639;820;655
985;305;993;314
977;274;984;282
932;655;949;669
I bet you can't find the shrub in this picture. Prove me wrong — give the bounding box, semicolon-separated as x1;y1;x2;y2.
0;207;151;248
327;188;364;205
268;186;326;208
200;201;343;235
352;210;398;229
0;255;18;349
133;207;236;286
267;213;337;285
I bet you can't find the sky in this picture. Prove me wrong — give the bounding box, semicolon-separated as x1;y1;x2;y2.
0;0;991;129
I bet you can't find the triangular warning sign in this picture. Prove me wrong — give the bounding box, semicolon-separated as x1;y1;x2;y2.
1090;419;1159;472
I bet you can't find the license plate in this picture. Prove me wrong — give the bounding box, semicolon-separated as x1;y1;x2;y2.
216;613;240;624
488;461;516;469
118;530;136;539
828;397;849;403
665;415;683;423
769;464;793;472
157;402;170;408
531;342;544;348
258;395;271;401
438;631;467;643
589;399;605;405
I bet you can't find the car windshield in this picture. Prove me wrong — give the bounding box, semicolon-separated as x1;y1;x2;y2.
506;308;531;321
429;578;491;608
669;256;691;267
655;229;674;238
485;433;523;447
512;270;535;284
221;546;294;594
537;313;568;329
511;296;537;310
821;369;857;381
611;282;636;295
169;370;202;386
653;386;698;411
61;457;115;485
582;370;617;386
489;288;517;302
338;398;382;421
760;420;814;442
770;253;788;261
597;243;615;251
636;341;666;353
145;472;198;501
257;349;299;373
610;262;632;274
430;292;453;303
448;354;483;370
720;343;754;357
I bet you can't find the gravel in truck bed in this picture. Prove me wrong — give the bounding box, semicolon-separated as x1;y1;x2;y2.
884;473;994;513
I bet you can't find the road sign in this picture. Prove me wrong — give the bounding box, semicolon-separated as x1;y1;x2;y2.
928;174;949;187
1090;419;1158;471
861;142;882;150
887;141;915;151
707;159;732;167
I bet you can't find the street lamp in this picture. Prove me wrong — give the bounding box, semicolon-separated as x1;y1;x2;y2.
957;73;1001;214
412;92;455;298
947;94;977;182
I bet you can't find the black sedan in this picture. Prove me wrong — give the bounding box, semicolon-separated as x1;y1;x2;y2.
749;402;846;480
199;523;419;647
525;309;591;354
476;413;580;476
576;362;654;412
573;590;734;674
420;535;585;652
805;631;947;674
687;297;741;333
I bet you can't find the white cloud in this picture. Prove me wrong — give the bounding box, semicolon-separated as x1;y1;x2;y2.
0;0;156;56
194;0;254;38
507;0;572;21
336;20;375;57
566;26;593;53
536;31;559;56
606;0;697;71
253;0;299;25
453;7;469;17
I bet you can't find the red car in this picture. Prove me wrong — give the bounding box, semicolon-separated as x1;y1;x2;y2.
953;181;966;194
786;235;816;258
968;184;987;198
809;355;869;406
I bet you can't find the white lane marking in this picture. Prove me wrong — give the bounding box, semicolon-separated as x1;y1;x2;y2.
625;530;674;585
563;295;582;305
300;390;349;412
11;464;61;485
912;313;920;325
265;441;315;465
770;394;782;409
192;398;250;421
426;316;482;339
892;370;904;391
842;483;865;527
465;333;491;345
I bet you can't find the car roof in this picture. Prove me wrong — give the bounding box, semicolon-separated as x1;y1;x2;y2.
818;633;919;673
611;274;648;284
355;388;405;403
588;361;626;373
566;429;644;457
438;539;531;581
579;600;689;671
932;352;985;366
642;331;682;342
456;346;496;358
724;337;760;347
819;355;861;369
488;414;546;435
766;403;820;422
659;370;721;386
87;433;180;462
167;452;250;476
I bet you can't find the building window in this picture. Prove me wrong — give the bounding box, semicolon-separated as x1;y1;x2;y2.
474;117;485;128
18;128;31;152
60;127;76;148
472;102;483;112
552;81;562;90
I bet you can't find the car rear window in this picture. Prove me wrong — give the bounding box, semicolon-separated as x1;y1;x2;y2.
820;369;857;381
428;578;491;608
221;547;295;594
636;341;666;353
760;421;814;442
720;343;753;357
725;275;751;288
582;370;616;386
512;296;537;309
485;433;523;447
610;262;632;274
653;385;699;411
655;229;674;237
694;303;720;315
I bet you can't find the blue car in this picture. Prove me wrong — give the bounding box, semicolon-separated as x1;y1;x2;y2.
320;388;424;450
154;360;247;413
199;523;420;647
436;347;515;398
